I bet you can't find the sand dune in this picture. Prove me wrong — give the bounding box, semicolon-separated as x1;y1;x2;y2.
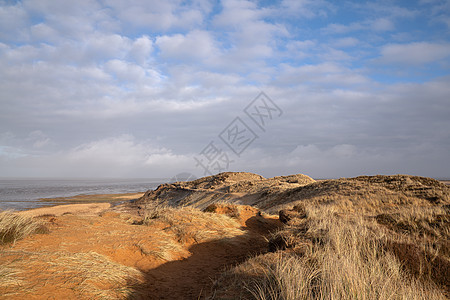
1;172;449;299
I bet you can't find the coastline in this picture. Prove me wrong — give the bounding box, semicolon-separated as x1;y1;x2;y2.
14;192;144;216
14;179;450;214
38;192;144;206
17;202;113;217
0;177;161;211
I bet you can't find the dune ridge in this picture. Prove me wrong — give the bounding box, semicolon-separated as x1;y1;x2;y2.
1;171;449;299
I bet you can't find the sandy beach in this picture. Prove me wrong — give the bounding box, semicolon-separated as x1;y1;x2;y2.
14;192;145;217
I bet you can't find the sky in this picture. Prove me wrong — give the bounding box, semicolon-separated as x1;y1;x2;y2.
0;0;449;179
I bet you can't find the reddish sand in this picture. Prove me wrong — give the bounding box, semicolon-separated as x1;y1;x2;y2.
18;202;111;217
2;203;281;299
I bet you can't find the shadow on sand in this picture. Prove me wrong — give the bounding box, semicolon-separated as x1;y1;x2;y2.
127;216;281;299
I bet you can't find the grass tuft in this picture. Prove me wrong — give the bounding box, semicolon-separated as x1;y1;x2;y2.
0;250;144;299
143;204;244;244
0;211;48;245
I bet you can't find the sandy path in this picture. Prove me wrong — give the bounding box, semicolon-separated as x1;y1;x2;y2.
139;215;280;299
3;206;281;299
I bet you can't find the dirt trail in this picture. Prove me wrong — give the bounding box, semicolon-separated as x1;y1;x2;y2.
138;214;281;299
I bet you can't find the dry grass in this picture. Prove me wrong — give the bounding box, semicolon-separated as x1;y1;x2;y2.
375;206;449;238
137;173;449;215
0;261;23;297
134;232;188;261
0;250;145;299
1;173;447;299
0;211;48;245
46;251;144;298
137;204;245;261
212;206;448;299
260;175;450;214
143;204;244;243
204;202;242;219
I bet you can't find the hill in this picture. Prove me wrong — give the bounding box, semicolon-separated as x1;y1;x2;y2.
125;172;448;214
1;171;449;299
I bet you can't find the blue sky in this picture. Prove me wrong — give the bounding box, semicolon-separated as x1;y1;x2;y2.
0;0;449;179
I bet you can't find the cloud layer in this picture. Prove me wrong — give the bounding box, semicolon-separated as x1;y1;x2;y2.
1;0;449;179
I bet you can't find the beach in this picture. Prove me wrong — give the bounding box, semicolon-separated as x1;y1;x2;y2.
17;192;144;217
0;178;162;211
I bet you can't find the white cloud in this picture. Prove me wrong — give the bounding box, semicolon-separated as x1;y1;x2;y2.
129;35;153;65
380;42;450;65
213;0;263;28
156;30;219;63
104;60;146;82
188;71;242;89
324;17;394;34
323;22;364;34
27;131;51;149
1;0;449;179
287;40;316;50
68;135;152;165
318;47;353;61
104;0;207;31
210;0;288;70
353;2;417;19
280;0;334;18
0;135;195;177
66;134;194;177
0;2;29;41
30;23;59;43
420;0;450;28
23;0;105;39
371;18;395;31
332;37;359;48
82;34;132;62
277;63;369;87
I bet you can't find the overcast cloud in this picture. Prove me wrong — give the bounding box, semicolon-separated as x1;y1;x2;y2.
0;0;449;179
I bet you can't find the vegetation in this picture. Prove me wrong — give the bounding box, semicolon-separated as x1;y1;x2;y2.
0;211;48;245
211;204;449;299
1;173;449;299
143;204;244;243
0;250;144;299
139;204;245;261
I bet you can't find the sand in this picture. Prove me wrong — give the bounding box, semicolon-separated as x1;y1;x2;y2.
2;195;280;299
17;192;144;217
2;173;448;299
18;202;112;217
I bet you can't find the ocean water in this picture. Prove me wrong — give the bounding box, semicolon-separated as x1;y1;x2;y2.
0;178;166;211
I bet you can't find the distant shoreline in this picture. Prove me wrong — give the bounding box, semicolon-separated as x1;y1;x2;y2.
0;178;162;211
7;178;450;212
0;192;145;212
36;192;145;208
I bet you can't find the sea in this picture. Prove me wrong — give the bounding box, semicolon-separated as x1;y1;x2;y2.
0;178;167;211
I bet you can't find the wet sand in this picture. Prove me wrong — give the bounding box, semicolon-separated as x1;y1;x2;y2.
18;192;144;217
37;192;144;206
